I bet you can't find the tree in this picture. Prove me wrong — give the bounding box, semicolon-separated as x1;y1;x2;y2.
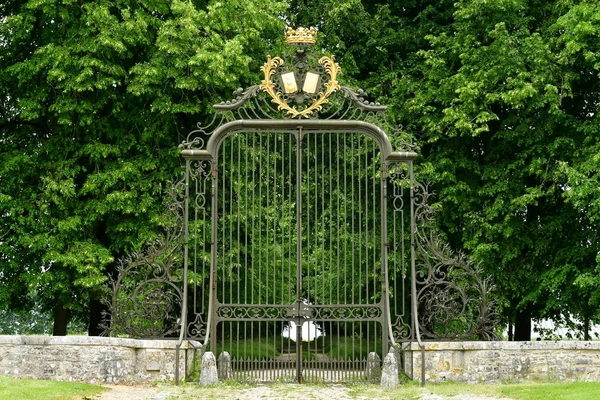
0;0;286;335
388;0;600;339
556;1;600;339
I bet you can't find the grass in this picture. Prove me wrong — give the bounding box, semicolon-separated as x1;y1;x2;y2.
499;382;600;400
214;337;280;360
416;381;600;400
0;376;105;400
3;375;599;400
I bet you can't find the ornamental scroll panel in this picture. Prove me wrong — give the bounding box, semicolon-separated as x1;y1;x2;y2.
411;182;499;340
101;182;185;339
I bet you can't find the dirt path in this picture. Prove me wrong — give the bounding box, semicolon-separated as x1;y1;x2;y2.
94;385;171;400
94;383;512;400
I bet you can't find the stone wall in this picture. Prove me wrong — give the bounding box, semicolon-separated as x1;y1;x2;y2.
3;337;599;385
401;341;600;383
0;336;201;384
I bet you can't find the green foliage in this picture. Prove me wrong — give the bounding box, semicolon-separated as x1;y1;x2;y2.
0;0;286;331
215;337;281;360
320;0;600;334
3;0;599;338
0;307;52;335
499;382;600;400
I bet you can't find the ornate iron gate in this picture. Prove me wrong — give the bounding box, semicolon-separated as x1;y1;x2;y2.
182;119;415;382
178;27;417;382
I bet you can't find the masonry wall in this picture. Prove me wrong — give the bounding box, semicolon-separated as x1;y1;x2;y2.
2;337;599;384
0;336;200;384
402;341;600;383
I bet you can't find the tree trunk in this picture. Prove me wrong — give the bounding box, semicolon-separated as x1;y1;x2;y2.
584;316;590;341
52;304;69;336
513;308;531;341
508;321;514;341
88;297;108;336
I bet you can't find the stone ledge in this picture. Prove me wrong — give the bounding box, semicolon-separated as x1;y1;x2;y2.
402;340;600;351
0;335;201;349
400;341;600;383
0;335;201;384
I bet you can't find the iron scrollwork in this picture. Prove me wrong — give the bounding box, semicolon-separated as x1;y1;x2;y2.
101;180;186;338
387;163;413;342
215;304;384;322
412;182;499;340
259;54;341;119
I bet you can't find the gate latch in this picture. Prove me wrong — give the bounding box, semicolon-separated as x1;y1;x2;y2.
286;301;313;320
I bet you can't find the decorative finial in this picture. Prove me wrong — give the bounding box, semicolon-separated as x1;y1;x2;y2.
285;26;317;45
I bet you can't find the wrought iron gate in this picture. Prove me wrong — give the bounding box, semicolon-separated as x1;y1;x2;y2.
182;119;416;382
176;27;418;383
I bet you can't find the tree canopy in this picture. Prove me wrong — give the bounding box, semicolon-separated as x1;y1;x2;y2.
0;0;286;334
1;0;599;339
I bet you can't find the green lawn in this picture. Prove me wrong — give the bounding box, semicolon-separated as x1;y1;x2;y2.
499;382;600;400
213;335;382;360
413;381;600;400
0;376;105;400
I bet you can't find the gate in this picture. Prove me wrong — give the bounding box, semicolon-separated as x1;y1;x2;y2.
183;121;413;382
179;27;416;383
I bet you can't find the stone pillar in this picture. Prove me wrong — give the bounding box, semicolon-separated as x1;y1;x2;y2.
199;351;218;386
381;347;399;389
365;352;381;382
217;351;232;381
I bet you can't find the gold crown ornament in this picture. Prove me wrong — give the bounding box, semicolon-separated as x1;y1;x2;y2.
285;26;317;45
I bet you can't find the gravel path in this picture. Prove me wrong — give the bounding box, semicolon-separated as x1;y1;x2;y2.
94;383;513;400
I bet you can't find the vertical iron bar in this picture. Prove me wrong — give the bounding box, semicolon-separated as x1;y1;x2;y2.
280;134;286;383
176;158;190;385
250;134;256;381
295;126;304;383
336;132;342;304
330;134;340;304
257;133;263;378
245;135;249;306
381;155;390;354
365;136;369;308
408;161;425;385
266;133;271;305
210;155;218;354
229;138;234;364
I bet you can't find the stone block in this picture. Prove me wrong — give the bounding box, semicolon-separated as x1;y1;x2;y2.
365;352;381;382
199;351;218;386
381;348;399;389
217;351;232;381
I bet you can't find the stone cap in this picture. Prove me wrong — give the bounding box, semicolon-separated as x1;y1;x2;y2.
399;340;600;351
0;335;202;350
